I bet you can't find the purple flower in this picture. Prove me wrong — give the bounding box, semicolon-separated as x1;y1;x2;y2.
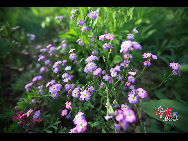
127;33;134;40
72;89;80;98
120;40;132;53
96;68;102;74
92;50;97;55
53;93;59;99
90;36;96;42
131;41;142;50
66;114;71;119
32;76;38;82
40;48;47;52
143;61;151;67
80;90;91;101
33;110;41;119
71;9;77;14
88;11;98;19
65;84;72;91
110;68;116;73
37;76;43;81
89;86;95;93
123;109;136;123
116;113;124;122
103;74;111;81
114;65;121;72
69;53;77;60
50;46;56;52
55;84;62;91
62;73;69;79
85;55;98;63
137;88;148;98
102;70;106;75
128;76;135;83
129;85;135;91
104;115;113;121
73;112;84;125
40;67;46;73
65;66;71;71
102;43;110;50
62;43;67;48
46;44;52;48
105;33;114;41
49;85;58;94
82;26;87;32
99;82;105;88
53;67;60;73
121;103;130;111
111;71;118;77
133;29;138;34
152;54;157;60
86;62;97;72
117;74;123;81
75;118;87;133
143;53;152;58
45;60;51;66
170;62;181;70
55;16;63;20
99;35;105;41
128;94;139;104
77;19;85;26
115;118;129;132
38;55;45;61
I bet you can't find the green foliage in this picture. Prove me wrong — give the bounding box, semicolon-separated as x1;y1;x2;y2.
1;7;188;133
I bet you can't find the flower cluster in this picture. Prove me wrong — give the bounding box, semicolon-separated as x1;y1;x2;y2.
26;33;35;41
169;62;181;76
12;103;42;132
99;33;114;41
70;9;79;20
49;83;62;99
76;38;84;46
88;10;98;19
55;16;64;20
19;8;182;133
84;55;99;73
114;108;136;132
69;112;87;133
143;53;157;67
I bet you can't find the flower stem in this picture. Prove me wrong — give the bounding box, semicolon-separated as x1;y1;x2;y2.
135;66;146;80
148;71;173;91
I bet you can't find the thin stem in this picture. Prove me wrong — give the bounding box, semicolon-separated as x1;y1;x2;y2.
135;104;142;125
135;66;146;80
148;71;173;92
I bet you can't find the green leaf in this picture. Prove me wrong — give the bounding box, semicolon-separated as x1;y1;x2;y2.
154;88;168;99
140;99;188;132
87;101;94;108
93;121;101;127
102;128;106;133
179;64;188;72
113;55;123;64
174;90;182;101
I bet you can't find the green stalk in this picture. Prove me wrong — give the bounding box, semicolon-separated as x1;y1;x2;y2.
148;71;173;92
135;66;146;80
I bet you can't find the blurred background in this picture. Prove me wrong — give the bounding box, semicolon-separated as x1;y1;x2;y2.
0;7;188;132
